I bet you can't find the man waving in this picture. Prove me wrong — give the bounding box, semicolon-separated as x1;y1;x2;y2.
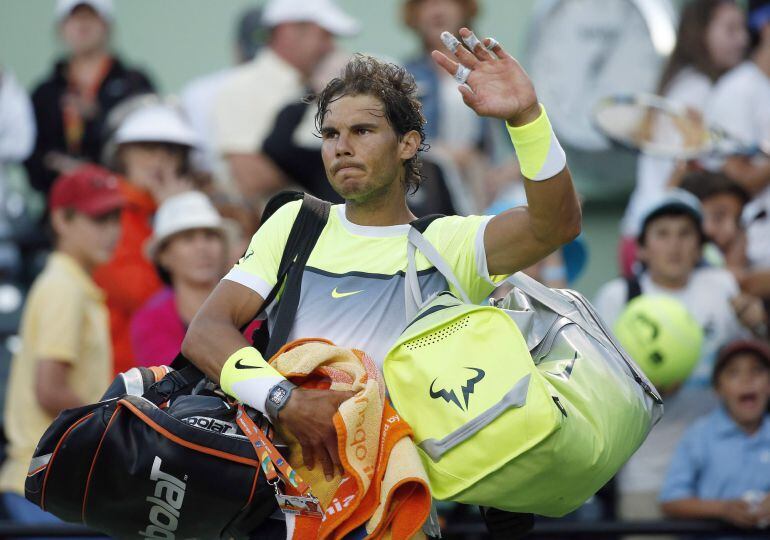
183;28;581;537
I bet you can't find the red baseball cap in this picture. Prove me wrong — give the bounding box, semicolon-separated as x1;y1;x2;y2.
49;165;125;217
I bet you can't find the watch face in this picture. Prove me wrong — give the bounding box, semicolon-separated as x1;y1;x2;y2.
526;0;674;151
270;387;288;405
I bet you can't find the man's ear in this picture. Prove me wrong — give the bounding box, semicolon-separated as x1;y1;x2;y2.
50;208;69;238
398;130;421;161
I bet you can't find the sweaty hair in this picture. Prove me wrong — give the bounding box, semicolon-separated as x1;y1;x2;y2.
315;55;428;194
679;169;750;205
658;0;742;93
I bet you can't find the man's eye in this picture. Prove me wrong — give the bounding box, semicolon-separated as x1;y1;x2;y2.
322;131;338;140
356;128;370;135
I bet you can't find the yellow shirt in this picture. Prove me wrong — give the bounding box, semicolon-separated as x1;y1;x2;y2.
224;202;508;367
0;253;112;494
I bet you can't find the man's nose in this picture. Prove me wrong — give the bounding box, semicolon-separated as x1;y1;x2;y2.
335;133;353;157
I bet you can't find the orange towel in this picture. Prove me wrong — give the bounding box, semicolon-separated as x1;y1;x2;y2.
269;339;431;540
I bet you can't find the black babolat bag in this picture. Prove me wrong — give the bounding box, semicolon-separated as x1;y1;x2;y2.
24;193;332;539
25;366;281;539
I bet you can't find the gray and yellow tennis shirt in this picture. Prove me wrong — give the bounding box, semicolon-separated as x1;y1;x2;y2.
224;201;506;368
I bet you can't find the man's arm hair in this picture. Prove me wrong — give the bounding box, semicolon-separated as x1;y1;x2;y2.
181;280;265;381
485;167;581;276
35;360;84;417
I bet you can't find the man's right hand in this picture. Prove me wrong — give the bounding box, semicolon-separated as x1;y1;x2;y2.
278;388;355;481
720;499;758;529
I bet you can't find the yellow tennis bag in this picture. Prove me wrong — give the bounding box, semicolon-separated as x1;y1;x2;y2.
383;227;664;517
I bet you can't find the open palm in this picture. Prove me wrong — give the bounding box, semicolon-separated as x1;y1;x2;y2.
432;28;539;126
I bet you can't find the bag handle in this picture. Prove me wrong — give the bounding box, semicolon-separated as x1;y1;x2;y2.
405;226;471;320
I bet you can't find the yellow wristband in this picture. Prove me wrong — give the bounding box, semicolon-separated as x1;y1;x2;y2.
220;346;285;413
506;104;566;181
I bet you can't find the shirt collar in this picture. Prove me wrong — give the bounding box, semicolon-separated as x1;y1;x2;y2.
49;252;105;301
712;405;770;441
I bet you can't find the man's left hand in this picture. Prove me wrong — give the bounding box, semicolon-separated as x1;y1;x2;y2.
431;27;540;126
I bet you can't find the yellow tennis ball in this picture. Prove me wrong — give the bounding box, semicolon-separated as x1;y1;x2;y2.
613;295;703;388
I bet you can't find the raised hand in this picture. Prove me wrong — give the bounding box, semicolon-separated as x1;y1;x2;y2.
431;28;540;127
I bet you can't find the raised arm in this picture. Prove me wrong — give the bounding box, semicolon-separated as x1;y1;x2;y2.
432;28;581;276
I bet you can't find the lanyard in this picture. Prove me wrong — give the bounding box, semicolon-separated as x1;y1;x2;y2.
62;56;113;154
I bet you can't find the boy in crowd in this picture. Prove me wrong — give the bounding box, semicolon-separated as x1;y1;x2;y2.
0;165;121;523
594;190;747;525
660;339;770;534
679;170;750;271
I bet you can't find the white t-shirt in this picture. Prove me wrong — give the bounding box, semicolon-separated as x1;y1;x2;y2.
594;267;746;494
212;49;304;155
621;68;714;236
706;61;770;268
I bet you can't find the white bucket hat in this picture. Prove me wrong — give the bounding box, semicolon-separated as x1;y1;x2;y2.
114;104;199;149
262;0;360;37
56;0;114;23
146;191;223;259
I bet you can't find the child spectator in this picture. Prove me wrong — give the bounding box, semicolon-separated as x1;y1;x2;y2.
24;0;154;196
660;339;770;535
594;190;751;526
0;165;122;523
94;101;197;375
680;169;751;271
130;192;227;366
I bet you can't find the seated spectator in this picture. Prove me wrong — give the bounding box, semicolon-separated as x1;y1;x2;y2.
212;0;359;208
24;0;154;197
660;339;770;534
130;192;227;366
94;101;197;375
594;190;751;526
0;165;121;524
680;169;751;271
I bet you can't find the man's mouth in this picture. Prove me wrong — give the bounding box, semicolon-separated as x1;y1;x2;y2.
737;391;760;407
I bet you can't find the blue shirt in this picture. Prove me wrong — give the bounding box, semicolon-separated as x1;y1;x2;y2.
660;406;770;503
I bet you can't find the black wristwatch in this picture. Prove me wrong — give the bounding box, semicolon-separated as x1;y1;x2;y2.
265;380;297;423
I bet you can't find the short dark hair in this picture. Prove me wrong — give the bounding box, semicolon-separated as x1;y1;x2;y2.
315;55;428;194
680;170;751;206
638;208;705;247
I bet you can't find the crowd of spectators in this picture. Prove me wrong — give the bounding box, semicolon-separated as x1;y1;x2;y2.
0;0;769;536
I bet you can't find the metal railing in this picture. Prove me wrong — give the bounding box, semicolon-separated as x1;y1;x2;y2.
0;520;768;538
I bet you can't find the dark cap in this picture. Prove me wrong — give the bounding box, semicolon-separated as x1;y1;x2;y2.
712;339;770;386
49;164;125;217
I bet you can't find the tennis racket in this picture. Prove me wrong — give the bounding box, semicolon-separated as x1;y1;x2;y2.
592;93;769;159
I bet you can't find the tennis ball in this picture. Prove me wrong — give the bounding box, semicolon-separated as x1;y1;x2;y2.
613;295;703;388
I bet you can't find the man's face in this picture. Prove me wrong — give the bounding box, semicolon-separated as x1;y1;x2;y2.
320;94;417;203
716;353;770;428
701;193;743;251
285;22;334;76
413;0;466;47
55;209;121;268
638;215;701;286
60;4;109;56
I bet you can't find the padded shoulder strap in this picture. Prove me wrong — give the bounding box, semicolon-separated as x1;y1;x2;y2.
171;192;331;371
410;213;444;233
261;190;306;225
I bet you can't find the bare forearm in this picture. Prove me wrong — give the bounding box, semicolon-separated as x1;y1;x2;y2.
523;166;582;246
35;379;83;417
181;315;250;382
723;157;770;196
662;499;725;520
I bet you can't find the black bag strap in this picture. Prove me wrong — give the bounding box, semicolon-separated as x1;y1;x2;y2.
169;191;331;370
625;275;642;303
410;213;444;233
263;193;330;358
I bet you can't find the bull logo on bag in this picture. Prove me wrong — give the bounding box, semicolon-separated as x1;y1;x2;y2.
429;367;485;412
